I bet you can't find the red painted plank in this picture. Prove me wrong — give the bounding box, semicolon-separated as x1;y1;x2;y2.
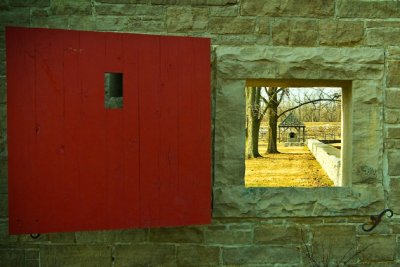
137;35;161;227
120;34;141;228
158;38;181;226
7;27;37;233
76;31;109;230
177;37;204;225
191;38;212;223
61;30;83;231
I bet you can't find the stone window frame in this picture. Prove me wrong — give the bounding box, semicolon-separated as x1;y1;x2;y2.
212;46;385;218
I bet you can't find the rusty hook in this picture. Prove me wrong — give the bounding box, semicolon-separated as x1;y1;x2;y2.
362;208;393;232
30;233;41;239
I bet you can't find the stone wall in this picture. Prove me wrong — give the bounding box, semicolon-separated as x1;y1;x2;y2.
1;0;400;266
307;139;341;186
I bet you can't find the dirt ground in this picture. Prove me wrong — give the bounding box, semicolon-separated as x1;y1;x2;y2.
245;142;334;187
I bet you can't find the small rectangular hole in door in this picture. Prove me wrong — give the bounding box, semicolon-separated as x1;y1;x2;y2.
105;72;123;109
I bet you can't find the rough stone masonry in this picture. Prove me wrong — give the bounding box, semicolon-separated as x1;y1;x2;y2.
1;0;400;266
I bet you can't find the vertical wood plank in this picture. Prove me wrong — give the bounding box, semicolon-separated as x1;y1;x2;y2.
62;30;82;231
158;37;180;225
190;38;211;223
77;31;108;229
176;37;199;224
7;27;37;233
138;35;161;227
120;33;141;227
33;29;74;232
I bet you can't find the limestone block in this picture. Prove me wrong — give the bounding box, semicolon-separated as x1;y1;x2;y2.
366;28;400;46
307;139;341;185
387;60;400;87
48;232;76;243
387;126;400;139
367;21;400;28
0;193;7;219
387;46;400;60
95;3;137;15
0;249;25;267
76;229;146;243
212;34;268;46
213;185;384;217
96;0;148;3
319;20;364;46
241;0;334;17
222;245;300;265
312;225;356;263
190;0;238;5
209;17;255;34
272;19;318;46
192;8;208;31
127;19;165;33
350;80;383;184
50;0;92;15
254;224;300;245
214;159;245;186
214;133;244;161
387;150;400;176
95;16;130;31
385;88;400;108
389;179;400;214
216;46;384;80
0;9;30;29
166;7;193;32
0;60;4;76
0;104;5;135
358;235;397;262
30;12;69;29
256;17;269;35
385;109;400;124
151;0;191;4
0;1;10;10
337;0;400;18
0;76;4;105
10;0;50;7
0;159;7;194
177;245;220;266
69;16;97;31
0;221;18;243
385;139;400;150
17;232;49;243
205;229;252;244
210;5;238;17
149;227;204;243
114;244;176;267
40;245;112;267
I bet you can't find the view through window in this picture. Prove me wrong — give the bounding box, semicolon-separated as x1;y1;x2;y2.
245;86;342;188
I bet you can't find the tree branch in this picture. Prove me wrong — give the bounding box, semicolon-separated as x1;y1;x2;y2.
278;98;340;118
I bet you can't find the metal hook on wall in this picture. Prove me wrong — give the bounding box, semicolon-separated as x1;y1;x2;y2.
30;233;41;239
361;208;393;232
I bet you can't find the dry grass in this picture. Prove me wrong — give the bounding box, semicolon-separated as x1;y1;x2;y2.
245;141;334;187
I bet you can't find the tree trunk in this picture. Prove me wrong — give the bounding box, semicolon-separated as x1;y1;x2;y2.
245;87;262;158
267;88;279;154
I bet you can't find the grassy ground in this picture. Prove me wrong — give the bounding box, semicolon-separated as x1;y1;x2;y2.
245;141;334;188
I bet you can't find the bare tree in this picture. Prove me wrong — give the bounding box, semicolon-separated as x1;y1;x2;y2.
245;87;262;158
245;87;341;155
245;87;286;158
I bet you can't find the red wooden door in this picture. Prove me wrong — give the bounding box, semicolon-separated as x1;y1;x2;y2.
6;27;211;234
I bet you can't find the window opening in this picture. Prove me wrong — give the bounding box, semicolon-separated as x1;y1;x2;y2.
104;72;123;109
245;86;344;188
